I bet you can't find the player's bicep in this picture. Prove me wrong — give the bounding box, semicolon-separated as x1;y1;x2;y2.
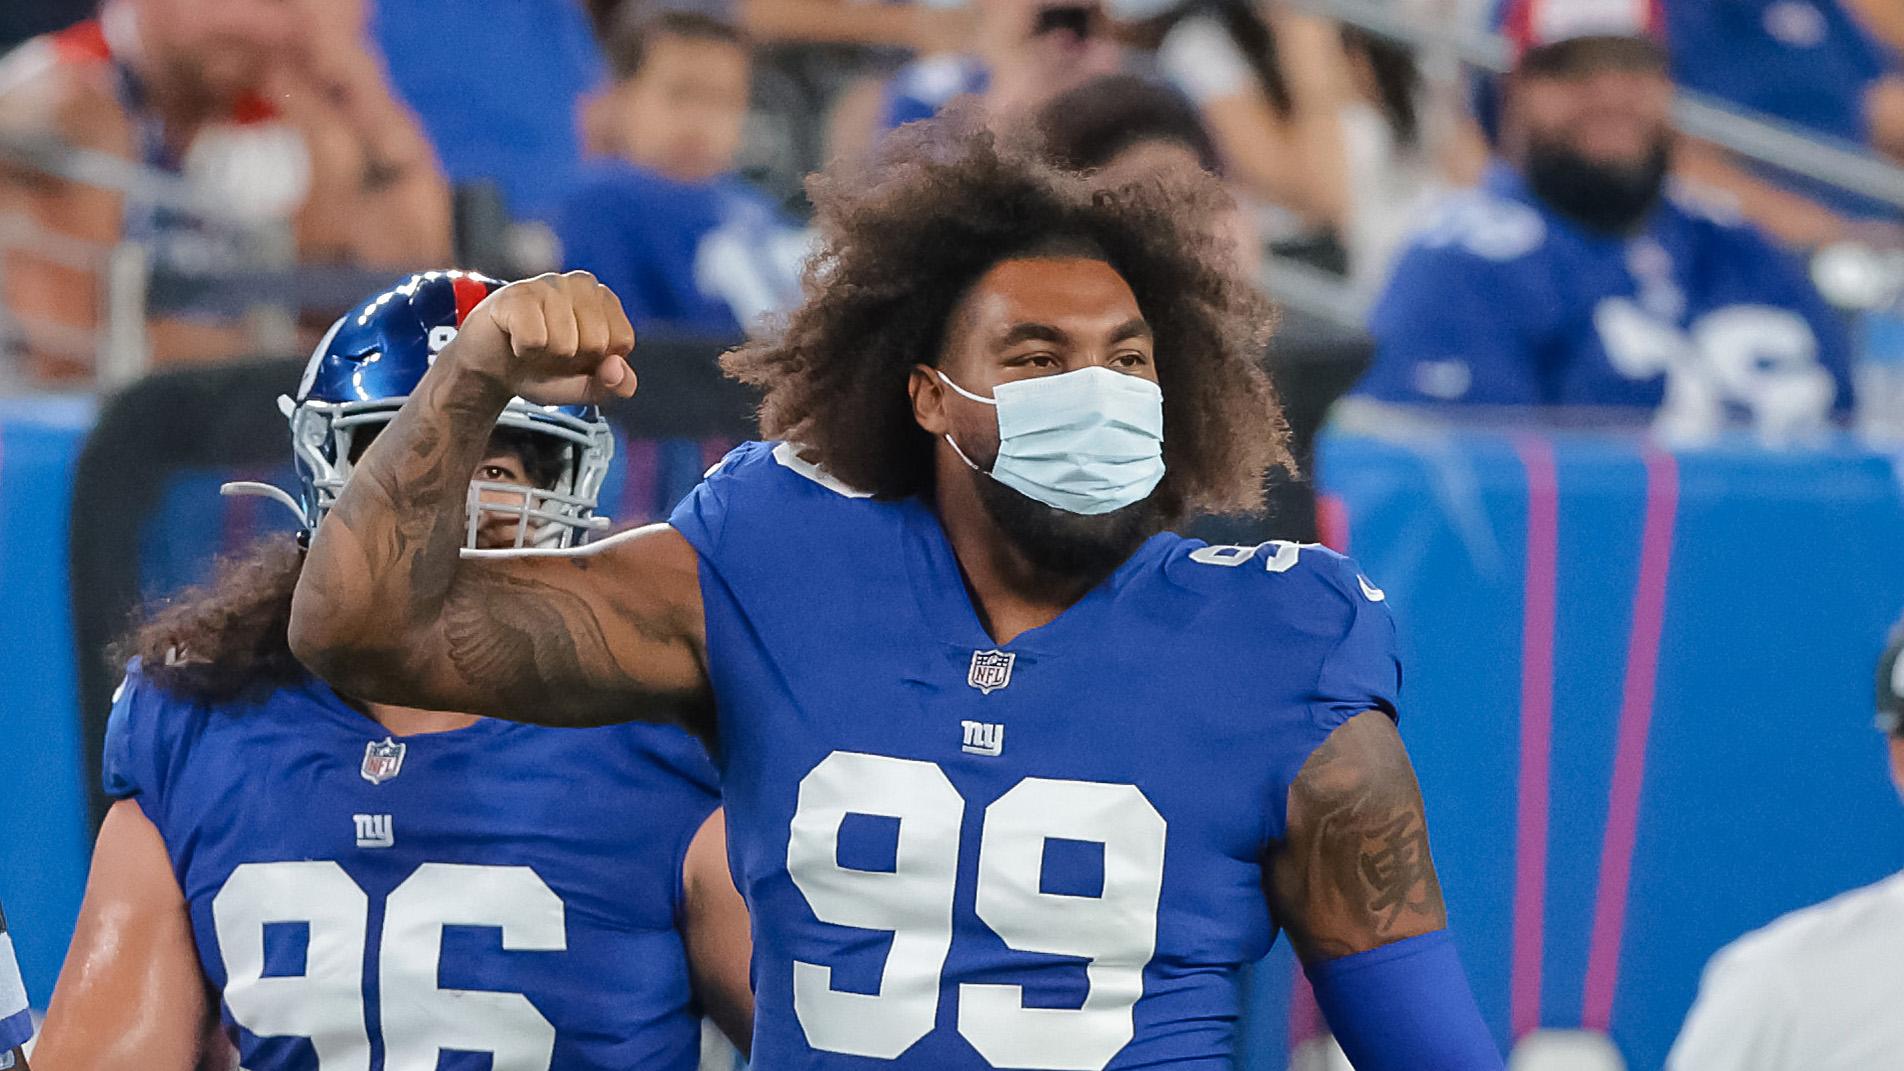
33;801;211;1071
681;809;754;1057
394;523;712;727
1268;711;1447;964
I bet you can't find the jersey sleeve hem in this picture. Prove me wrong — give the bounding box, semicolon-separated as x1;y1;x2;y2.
0;930;29;1051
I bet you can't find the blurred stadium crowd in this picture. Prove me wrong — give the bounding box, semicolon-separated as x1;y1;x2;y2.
1;0;1903;439
3;1;1904;1069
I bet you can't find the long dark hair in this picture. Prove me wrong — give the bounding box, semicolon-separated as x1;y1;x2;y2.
724;110;1290;520
112;534;309;703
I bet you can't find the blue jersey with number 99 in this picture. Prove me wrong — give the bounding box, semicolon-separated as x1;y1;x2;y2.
101;660;720;1071
669;440;1401;1068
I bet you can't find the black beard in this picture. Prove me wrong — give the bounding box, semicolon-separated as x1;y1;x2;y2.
971;471;1167;583
1523;137;1671;235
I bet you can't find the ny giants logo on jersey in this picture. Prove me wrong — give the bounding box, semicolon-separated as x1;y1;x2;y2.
353;813;395;848
960;721;1005;757
967;649;1016;695
360;738;406;784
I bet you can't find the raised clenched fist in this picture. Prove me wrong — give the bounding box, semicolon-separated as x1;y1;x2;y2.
448;271;638;406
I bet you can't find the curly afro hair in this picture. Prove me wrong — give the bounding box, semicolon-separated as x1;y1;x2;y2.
722;109;1292;521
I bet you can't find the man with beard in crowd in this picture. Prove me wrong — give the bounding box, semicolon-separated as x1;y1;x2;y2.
1352;0;1855;439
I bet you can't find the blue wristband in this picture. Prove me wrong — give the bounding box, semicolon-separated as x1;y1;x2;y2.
1305;929;1503;1071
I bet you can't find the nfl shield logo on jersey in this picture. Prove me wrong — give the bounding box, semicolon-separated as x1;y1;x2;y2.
360;737;406;784
967;649;1016;695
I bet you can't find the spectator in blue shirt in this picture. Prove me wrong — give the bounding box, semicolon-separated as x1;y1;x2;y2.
1357;0;1854;438
558;10;807;338
1665;0;1904;247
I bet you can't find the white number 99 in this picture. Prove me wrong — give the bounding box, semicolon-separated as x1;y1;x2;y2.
787;752;1168;1069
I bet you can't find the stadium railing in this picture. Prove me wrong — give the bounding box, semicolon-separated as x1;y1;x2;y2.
1265;0;1904;329
1293;0;1904;214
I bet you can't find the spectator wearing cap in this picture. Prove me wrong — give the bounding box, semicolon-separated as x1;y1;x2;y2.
1666;0;1904;248
1665;616;1904;1071
558;10;808;338
0;0;450;376
1353;0;1854;438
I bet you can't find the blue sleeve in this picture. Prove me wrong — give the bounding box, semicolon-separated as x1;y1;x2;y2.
101;660;170;808
1359;242;1546;406
668;439;871;562
1256;546;1403;842
1305;549;1402;730
652;725;722;801
666;441;759;562
1307;930;1503;1071
0;901;29;1051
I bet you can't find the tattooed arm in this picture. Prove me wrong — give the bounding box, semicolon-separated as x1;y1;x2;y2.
1269;710;1447;962
1268;712;1501;1069
288;272;713;730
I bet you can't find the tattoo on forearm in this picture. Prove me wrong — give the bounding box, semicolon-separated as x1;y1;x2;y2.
440;568;629;712
1276;715;1447;961
324;360;508;614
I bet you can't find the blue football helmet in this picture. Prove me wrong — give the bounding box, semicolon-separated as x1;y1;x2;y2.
225;270;614;549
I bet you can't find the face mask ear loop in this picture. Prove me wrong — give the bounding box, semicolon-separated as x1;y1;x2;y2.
943;433;985;473
935;369;998;475
936;369;998;406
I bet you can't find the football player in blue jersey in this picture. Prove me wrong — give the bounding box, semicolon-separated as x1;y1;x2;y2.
31;272;752;1071
1358;0;1854;435
291;121;1502;1069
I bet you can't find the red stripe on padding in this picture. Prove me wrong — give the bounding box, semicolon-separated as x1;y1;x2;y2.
452;276;490;326
1509;433;1559;1040
1581;446;1679;1030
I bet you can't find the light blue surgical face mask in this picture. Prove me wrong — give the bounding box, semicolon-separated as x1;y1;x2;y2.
938;365;1166;516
